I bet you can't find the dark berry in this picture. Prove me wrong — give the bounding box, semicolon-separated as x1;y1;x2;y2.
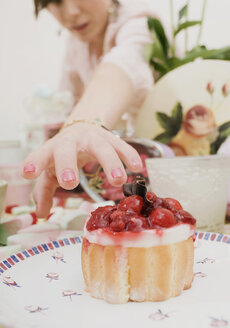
119;195;144;214
149;208;176;228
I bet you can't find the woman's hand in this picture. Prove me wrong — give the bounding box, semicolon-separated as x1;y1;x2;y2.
22;123;142;217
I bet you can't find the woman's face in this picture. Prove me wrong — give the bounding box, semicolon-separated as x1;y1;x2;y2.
48;0;110;42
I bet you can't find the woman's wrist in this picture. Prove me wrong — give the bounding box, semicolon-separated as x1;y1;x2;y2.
60;118;110;132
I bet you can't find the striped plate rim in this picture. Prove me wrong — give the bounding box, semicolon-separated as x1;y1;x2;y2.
0;232;229;275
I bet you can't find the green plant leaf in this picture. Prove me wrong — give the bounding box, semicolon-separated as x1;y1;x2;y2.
187;45;207;54
154;132;174;144
210;121;230;154
151;32;166;60
150;59;169;74
218;121;230;135
167;56;183;69
149;59;169;81
202;46;230;60
147;17;169;58
174;20;201;36
147;31;171;74
155;112;173;131
166;46;230;71
210;136;226;154
178;4;188;21
143;44;154;62
146;9;230;82
155;102;183;136
171;102;183;130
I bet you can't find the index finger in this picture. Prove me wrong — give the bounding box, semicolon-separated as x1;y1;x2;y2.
22;142;52;179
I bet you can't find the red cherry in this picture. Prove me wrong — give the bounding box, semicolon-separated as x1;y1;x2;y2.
142;196;166;217
149;208;176;228
153;197;169;209
146;191;157;203
86;205;116;231
109;210;128;232
126;215;149;232
119;195;144;214
110;210;127;222
174;210;196;225
110;219;126;232
165;198;183;211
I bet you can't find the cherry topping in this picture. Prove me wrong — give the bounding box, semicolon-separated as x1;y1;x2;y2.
165;198;183;211
86;176;196;232
119;195;144;214
110;219;126;232
153;197;169;209
146;191;157;203
142;196;169;216
149;208;176;228
109;210;129;232
174;210;196;225
126;215;149;232
86;205;115;231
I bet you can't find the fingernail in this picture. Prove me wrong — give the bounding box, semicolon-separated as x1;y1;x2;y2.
61;170;76;182
24;163;36;173
111;168;124;179
132;159;142;167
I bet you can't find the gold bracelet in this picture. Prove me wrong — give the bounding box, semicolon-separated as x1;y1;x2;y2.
60;118;110;132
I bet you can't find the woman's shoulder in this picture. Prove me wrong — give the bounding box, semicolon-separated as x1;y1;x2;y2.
104;0;156;49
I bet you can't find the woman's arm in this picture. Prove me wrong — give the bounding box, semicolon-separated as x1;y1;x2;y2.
68;62;134;129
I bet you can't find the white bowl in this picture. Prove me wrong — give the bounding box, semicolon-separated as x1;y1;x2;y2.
146;154;230;232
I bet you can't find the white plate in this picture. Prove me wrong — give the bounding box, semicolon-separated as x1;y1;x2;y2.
0;232;230;328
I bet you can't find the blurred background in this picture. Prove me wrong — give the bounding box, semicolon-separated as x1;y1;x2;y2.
1;0;230;140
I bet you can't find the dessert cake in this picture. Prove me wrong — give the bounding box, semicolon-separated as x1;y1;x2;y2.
81;176;196;304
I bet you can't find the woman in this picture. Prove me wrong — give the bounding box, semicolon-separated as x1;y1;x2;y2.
22;0;156;217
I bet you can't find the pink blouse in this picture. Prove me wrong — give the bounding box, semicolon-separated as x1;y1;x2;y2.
60;0;156;125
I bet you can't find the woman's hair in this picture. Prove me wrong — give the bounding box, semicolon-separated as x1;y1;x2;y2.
34;0;61;16
34;0;120;16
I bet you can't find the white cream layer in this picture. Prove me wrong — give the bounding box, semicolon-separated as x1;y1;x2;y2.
84;224;195;248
